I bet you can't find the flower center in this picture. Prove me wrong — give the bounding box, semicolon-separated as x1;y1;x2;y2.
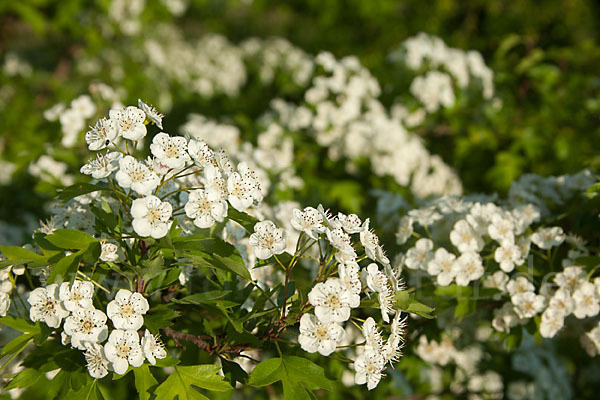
165;145;179;158
315;326;329;340
82;320;94;333
147;209;161;223
121;304;135;317
117;343;131;358
130;168;145;182
326;294;341;310
44;300;55;312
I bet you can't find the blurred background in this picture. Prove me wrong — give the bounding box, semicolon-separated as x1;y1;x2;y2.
1;1;600;397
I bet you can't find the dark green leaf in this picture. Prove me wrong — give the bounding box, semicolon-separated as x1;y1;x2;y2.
153;365;231;400
45;229;98;250
134;364;158;400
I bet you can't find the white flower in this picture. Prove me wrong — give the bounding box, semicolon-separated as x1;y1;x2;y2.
339;262;361;295
308;278;359;323
0;292;9;317
482;271;509;292
554;266;584;292
71;95;96;118
487;214;515;246
104;329;145;375
115;155;160;196
453;252;484;286
362;263;395;322
84;343;110;379
27;284;69;328
249;220;286;260
326;227;354;255
80;152;122;179
64;307;108;350
184;189;227;229
408;206;442;226
404;238;433;270
573;281;599;319
506;277;535;297
227;170;255;212
59;280;94;312
494;243;522;273
586;323;600;354
512;291;545;319
106;289;149;330
187;139;215;167
395;216;413;245
531;227;565;249
450;220;484;253
203;164;227;201
109;106;147;141
354;350;385;390
290;207;325;240
150;133;190;169
427;247;456;286
539;308;565;338
298;313;344;356
142;329;167;365
337;212;364;234
548;288;574;315
100;242;121;263
131;195;173;239
360;220;389;265
492;302;523;332
85;118;119;151
362;317;383;352
138;99;164;129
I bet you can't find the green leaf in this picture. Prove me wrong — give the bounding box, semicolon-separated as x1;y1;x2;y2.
171;290;232;305
134;364;158;400
221;358;249;386
144;305;180;331
0;245;46;268
45;229;98;250
70;377;103;400
47;251;82;284
0;316;41;334
248;356;335;400
175;238;251;281
6;368;43;390
2;333;34;356
153;365;231;400
226;207;259;233
56;182;110;203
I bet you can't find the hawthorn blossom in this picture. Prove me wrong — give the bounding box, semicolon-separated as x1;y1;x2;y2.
131;195;173;239
337;212;364;234
80;152;122;179
28;284;70;328
290;207;325;240
487;214;515;246
85;118;119;151
100;242;121;263
512;291;545;319
554;266;584;292
450;220;484;253
141;329;167;365
64;307;109;350
427;247;456;286
573;281;599;319
138;99;164;129
188;139;215;167
84;343;110;379
106;289;149;330
109;106;147;141
326;227;354;256
453;252;484;286
339;262;362;295
0;292;9;317
362;317;383;352
507;277;535;297
354;350;385;390
59;280;94;312
308;278;359;323
184;189;227;229
227;170;255;212
395;216;413;245
248;220;286;259
404;238;433;270
204;164;227;201
150;133;190;169
531;227;565;249
115;155;160;196
548;288;574;315
298;313;344;356
362;263;395;322
494;243;522;273
104;329;145;374
540;308;565;338
360;220;389;265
